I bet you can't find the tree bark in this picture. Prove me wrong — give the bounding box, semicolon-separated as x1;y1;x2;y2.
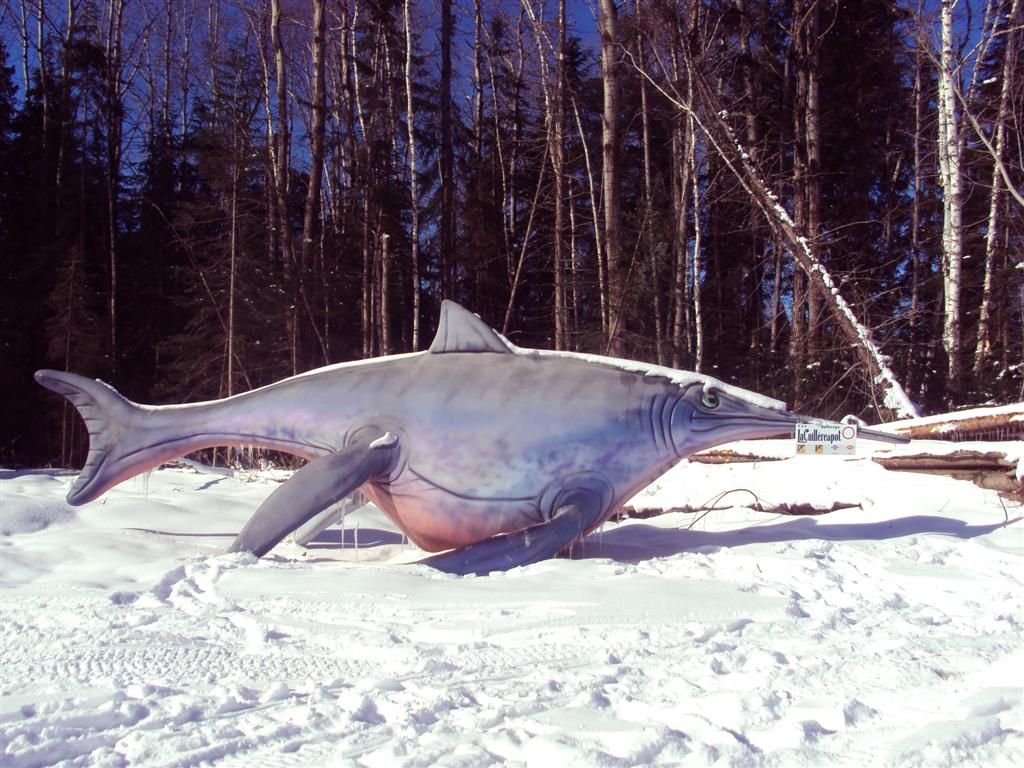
104;0;126;376
599;0;625;355
571;97;607;337
381;233;391;355
974;0;1019;376
804;0;823;352
268;0;298;373
404;0;421;349
635;0;662;363
440;0;455;298
937;0;964;399
690;131;703;373
301;0;329;365
553;0;567;350
668;40;693;369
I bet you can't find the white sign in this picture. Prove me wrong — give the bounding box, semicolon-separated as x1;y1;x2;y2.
794;423;858;455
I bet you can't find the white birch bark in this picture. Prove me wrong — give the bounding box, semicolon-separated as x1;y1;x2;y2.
973;0;1019;375
404;0;421;349
937;0;964;394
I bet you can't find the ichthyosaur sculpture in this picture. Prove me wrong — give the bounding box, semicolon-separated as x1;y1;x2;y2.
35;300;908;574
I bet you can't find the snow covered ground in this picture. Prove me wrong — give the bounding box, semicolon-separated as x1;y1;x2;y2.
2;439;1022;767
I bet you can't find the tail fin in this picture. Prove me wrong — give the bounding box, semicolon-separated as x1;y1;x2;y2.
35;369;144;505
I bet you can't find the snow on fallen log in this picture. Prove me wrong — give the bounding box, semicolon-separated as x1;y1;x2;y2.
871;450;1022;496
880;402;1024;442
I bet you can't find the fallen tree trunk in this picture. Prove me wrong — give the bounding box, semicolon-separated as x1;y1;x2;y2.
628;54;919;419
885;403;1024;441
872;450;1021;496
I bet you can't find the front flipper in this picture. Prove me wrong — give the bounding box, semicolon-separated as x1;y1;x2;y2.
421;486;606;576
290;491;367;547
229;433;398;557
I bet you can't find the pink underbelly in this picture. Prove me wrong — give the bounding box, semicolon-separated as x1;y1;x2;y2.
363;483;541;552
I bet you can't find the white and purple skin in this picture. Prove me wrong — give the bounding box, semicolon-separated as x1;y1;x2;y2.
35;301;908;575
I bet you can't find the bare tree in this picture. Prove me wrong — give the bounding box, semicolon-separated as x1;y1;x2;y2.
521;0;568;349
553;0;567;350
300;0;329;364
270;0;296;370
788;0;826;404
404;0;421;348
668;18;692;369
628;47;920;417
599;0;625;355
974;0;1020;376
635;0;663;363
440;0;455;298
936;0;964;398
690;126;704;373
102;0;127;374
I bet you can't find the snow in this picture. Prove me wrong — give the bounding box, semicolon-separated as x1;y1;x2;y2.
2;441;1022;767
882;402;1024;432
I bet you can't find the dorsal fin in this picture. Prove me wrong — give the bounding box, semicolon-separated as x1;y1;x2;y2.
429;301;514;354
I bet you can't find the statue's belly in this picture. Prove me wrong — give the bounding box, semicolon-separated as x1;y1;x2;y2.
364;473;543;552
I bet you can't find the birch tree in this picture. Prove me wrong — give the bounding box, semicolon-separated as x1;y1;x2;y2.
973;0;1021;376
936;0;964;398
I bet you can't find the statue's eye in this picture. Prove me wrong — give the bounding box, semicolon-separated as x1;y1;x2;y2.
701;391;720;409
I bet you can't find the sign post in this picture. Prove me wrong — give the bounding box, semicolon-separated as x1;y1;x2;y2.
795;423;858;455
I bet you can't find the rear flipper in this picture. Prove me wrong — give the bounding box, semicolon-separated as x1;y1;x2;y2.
34;369;144;505
421;486;606;576
229;432;398;557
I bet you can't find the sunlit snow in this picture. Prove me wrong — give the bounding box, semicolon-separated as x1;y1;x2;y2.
2;438;1022;767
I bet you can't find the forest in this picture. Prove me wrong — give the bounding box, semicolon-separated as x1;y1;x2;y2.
0;0;1021;468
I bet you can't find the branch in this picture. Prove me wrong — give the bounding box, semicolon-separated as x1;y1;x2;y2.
914;0;1024;209
624;47;920;419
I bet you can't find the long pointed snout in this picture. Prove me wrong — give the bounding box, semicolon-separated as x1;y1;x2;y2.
687;391;910;449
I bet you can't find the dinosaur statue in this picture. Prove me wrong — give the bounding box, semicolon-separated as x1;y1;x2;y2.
35;301;907;574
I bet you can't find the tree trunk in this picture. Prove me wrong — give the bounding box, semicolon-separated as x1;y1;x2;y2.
404;0;421;349
269;0;297;373
362;195;373;358
937;0;964;400
104;0;125;375
572;96;606;337
738;0;764;359
227;128;239;398
910;32;923;342
635;0;662;363
670;45;692;369
553;0;567;350
769;236;783;354
301;0;329;365
788;0;809;404
804;0;823;353
599;0;625;355
974;0;1019;377
690;133;704;373
440;0;455;298
381;234;391;355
